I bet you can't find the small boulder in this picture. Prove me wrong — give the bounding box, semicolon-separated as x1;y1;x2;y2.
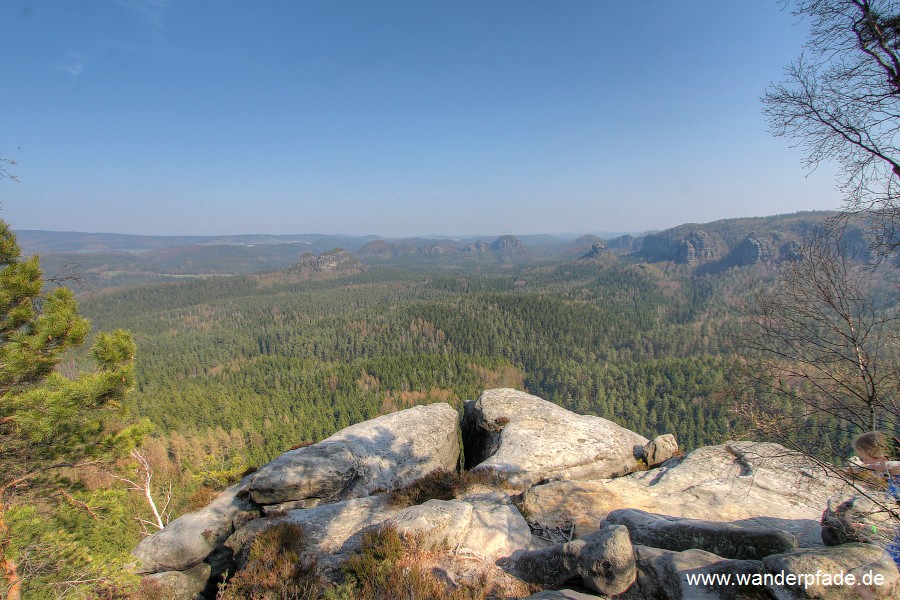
249;403;460;505
515;522;636;596
462;388;648;486
605;508;797;560
762;544;900;599
643;434;679;467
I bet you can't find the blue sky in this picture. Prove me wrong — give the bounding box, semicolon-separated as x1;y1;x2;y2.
1;1;842;237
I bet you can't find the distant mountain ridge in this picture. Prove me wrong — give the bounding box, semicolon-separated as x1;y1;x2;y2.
20;211;846;290
634;211;860;269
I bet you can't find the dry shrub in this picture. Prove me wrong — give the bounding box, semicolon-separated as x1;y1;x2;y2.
218;523;320;600
339;525;487;600
388;469;461;507
288;441;315;451
460;467;510;489
387;468;510;508
187;486;218;511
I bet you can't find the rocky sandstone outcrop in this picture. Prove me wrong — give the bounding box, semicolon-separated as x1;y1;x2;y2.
462;388;648;485
132;390;900;599
132;402;460;580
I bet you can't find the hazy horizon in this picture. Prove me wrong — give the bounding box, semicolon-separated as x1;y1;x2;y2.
2;2;843;237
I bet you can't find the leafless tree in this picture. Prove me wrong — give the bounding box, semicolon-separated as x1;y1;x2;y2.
764;0;900;257
740;227;898;438
112;448;172;535
736;226;899;528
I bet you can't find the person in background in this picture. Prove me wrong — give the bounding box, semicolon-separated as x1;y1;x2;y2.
852;432;900;570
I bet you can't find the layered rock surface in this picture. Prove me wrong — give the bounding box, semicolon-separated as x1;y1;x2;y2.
132;402;461;579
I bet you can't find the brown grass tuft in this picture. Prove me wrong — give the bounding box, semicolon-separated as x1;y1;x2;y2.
388;468;510;507
218;523;320;600
337;525;488;600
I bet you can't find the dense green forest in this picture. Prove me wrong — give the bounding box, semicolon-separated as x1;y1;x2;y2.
75;256;748;494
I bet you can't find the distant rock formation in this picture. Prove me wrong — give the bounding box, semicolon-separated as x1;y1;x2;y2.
641;229;724;265
358;239;459;258
285;248;361;277
491;235;526;251
580;242;606;259
675;231;721;265
131;389;899;599
781;240;803;262
726;234;772;266
463;240;490;255
607;234;639;252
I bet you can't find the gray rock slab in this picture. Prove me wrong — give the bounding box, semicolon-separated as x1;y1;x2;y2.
249;403;460;504
132;475;257;574
463;388;648;486
225;494;400;573
606;508;797;560
763;544;900;599
522;442;850;547
456;490;542;560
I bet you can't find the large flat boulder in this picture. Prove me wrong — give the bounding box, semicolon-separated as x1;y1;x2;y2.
132;475;257;574
462;388;648;486
387;499;474;550
522;442;850;546
249;403;460;504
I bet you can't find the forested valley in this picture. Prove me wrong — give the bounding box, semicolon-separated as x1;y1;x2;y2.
7;212;893;596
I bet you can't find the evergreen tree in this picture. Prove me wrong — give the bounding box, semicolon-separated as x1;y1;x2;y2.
0;221;139;599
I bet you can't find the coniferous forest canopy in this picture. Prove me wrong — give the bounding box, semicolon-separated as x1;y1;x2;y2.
63;212;878;489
